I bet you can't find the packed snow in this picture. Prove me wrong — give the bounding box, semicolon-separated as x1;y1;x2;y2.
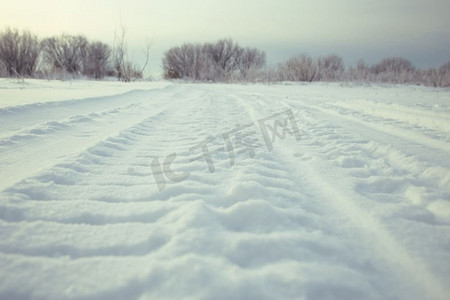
0;78;450;299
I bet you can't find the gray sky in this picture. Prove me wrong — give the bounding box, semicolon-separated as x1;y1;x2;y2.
2;0;449;76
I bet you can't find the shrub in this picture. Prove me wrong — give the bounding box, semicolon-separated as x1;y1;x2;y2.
41;34;88;75
84;41;111;79
318;54;344;81
162;39;266;82
0;27;40;77
278;54;319;82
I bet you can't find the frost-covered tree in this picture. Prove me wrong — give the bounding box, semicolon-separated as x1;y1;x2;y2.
238;47;266;79
318;54;344;81
278;54;319;82
346;59;372;82
204;39;240;80
372;57;414;74
371;57;416;83
438;61;450;87
162;39;266;82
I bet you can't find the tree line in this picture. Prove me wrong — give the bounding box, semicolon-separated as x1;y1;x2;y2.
163;43;450;87
0;27;148;81
1;27;449;87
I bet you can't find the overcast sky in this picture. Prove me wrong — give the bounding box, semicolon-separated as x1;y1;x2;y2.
2;0;449;76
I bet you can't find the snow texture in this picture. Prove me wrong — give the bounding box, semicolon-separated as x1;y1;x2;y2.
1;79;450;299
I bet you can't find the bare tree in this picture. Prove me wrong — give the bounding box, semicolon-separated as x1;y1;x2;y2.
84;41;111;79
0;27;40;77
184;44;209;80
372;57;414;74
355;59;370;81
371;57;416;83
41;34;88;76
204;39;242;81
138;38;153;77
163;39;266;82
238;47;266;79
162;43;207;80
318;54;344;81
278;54;319;82
112;25;149;82
420;68;440;87
112;24;128;81
438;61;450;87
0;59;6;77
347;59;368;82
162;45;188;79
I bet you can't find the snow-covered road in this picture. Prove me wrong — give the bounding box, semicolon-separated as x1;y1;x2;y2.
1;80;449;299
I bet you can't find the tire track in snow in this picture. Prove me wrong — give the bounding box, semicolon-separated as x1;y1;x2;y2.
283;102;450;296
286;99;450;222
0;88;163;132
308;100;450;156
0;85;230;260
0;102;139;143
281;146;448;299
330;99;450;133
0;86;177;191
142;85;391;298
0;84;379;298
1;83;449;299
230;88;449;299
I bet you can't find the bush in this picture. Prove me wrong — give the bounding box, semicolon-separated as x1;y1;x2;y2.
238;47;266;79
162;43;207;80
0;28;40;77
203;39;240;81
162;39;266;82
278;54;319;82
439;61;450;87
371;57;416;84
83;41;111;79
318;54;344;81
41;34;88;75
2;26;449;87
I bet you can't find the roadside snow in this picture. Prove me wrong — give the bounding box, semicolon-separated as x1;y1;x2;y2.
0;78;171;108
0;80;449;299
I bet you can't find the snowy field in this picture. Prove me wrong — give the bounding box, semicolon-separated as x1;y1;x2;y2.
1;78;450;299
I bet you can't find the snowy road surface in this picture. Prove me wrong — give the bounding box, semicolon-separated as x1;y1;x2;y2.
1;80;450;299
